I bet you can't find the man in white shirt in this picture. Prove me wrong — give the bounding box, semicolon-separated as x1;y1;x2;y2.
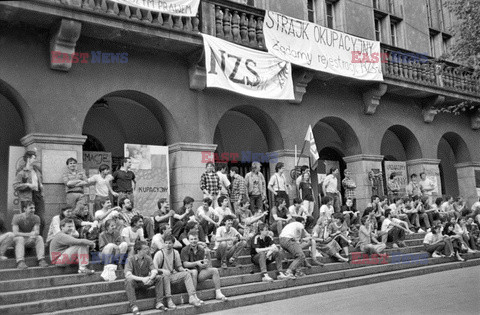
419;172;436;203
196;197;219;237
216;164;231;198
268;162;291;207
440;196;456;219
289;198;314;231
214;215;246;268
121;215;145;257
215;196;235;226
88;164;118;212
322;168;340;213
279;218;322;278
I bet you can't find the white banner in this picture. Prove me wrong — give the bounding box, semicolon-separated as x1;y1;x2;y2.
264;11;383;81
202;34;295;100
111;0;200;16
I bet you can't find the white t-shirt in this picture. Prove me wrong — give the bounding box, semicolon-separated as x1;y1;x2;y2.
319;204;334;220
215;226;240;248
279;222;306;240
121;226;145;244
419;178;435;196
269;173;287;191
423;232;441;245
217;171;231;195
440;201;453;213
196;205;216;221
381;218;392;232
215;206;233;222
323;174;338;194
288;205;307;219
89;174;113;197
151;234;165;253
94;209;119;225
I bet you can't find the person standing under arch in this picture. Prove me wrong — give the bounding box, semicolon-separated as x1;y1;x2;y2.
268;162;291;208
322;168;341;213
245;161;267;212
113;157;136;206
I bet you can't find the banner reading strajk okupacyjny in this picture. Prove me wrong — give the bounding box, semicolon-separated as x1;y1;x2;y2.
263;11;383;81
202;34;295;100
112;0;200;16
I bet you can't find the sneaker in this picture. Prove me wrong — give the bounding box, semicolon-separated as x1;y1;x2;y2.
17;261;28;270
467;249;475;254
427;228;431;233
262;274;274;282
398;241;407;248
167;299;177;310
194;295;205;305
78;267;95;275
189;296;202;307
221;262;228;269
0;256;8;261
315;252;324;258
418;228;426;233
432;252;442;258
392;243;399;248
38;259;49;268
295;270;306;277
131;305;141;315
278;270;296;280
155;302;167;311
228;258;237;267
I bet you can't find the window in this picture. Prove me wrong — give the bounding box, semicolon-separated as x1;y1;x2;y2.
372;0;379;9
390;22;397;46
326;1;334;28
429;34;436;56
307;0;316;23
442;36;450;54
374;18;382;41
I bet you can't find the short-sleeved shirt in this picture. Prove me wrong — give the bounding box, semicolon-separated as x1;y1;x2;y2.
125;255;154;278
381;218;392;232
299;182;313;201
180;244;206;268
171;206;190;226
113;170;136;192
268;173;287;192
319;205;334;220
12;213;40;233
279;222;306;240
121;226;145;243
250;234;274;257
269;206;289;224
89;174;113;197
423;232;441;245
215;226;240;248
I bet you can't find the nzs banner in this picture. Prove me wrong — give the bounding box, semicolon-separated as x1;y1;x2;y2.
202;34;294;100
264;11;383;81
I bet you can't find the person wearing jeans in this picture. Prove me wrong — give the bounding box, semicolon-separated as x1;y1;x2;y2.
279;217;322;278
125;241;165;315
50;218;96;274
215;215;247;268
153;234;202;309
12;202;48;269
423;225;462;261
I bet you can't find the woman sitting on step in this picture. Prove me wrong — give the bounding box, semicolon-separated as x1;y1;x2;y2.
423;224;463;261
356;216;386;255
312;215;349;262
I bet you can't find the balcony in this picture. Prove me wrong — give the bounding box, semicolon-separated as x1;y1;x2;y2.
0;0;479;104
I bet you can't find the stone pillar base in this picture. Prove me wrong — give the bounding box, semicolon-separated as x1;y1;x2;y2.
343;154;384;214
20;133;87;238
455;162;480;207
169;143;217;210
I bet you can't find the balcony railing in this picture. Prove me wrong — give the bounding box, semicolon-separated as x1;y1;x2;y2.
27;0;480;98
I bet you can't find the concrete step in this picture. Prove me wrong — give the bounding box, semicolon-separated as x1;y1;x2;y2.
41;253;480;315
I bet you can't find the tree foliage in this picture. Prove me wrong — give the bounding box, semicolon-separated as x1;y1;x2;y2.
445;0;480;70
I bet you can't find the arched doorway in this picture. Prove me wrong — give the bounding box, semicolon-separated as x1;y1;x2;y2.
437;132;471;196
213;105;284;205
380;125;422;197
82;91;180;171
0;80;30;227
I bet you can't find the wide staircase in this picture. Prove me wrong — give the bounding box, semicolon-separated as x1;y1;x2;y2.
1;232;479;315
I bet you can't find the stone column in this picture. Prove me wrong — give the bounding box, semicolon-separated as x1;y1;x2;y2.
20;133;87;238
454;162;480;207
268;149;309;206
406;158;442;198
343;154;384;214
168;143;217;210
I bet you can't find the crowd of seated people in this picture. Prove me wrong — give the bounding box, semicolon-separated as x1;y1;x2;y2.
3;158;480;315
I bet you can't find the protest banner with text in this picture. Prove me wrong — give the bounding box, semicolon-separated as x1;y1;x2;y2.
263;11;383;81
111;0;200;16
125;144;169;217
203;34;295;100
